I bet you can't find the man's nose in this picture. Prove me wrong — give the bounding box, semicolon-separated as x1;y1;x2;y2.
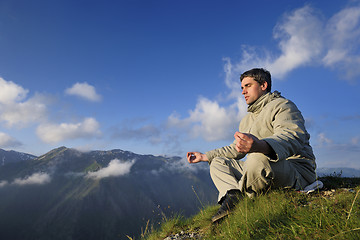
242;88;246;95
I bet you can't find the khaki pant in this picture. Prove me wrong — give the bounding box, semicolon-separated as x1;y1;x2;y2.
210;153;314;202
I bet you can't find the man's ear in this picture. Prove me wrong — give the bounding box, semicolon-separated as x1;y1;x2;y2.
261;81;268;91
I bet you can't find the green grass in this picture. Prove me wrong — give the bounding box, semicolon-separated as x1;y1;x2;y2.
142;177;360;240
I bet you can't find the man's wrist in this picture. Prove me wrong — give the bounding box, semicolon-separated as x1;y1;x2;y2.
201;153;209;162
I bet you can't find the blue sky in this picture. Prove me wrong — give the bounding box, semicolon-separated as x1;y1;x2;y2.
0;0;359;169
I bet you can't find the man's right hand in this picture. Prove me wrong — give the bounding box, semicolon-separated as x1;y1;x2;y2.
186;152;208;164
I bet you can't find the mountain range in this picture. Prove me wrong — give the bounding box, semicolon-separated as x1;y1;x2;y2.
0;147;217;240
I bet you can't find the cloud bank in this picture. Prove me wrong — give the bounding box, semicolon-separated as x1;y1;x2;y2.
13;172;51;186
0;172;51;188
65;82;102;102
36;118;101;144
86;159;135;179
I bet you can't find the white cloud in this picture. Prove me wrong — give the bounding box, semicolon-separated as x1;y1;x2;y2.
188;98;239;141
65;82;101;102
0;78;47;128
13;172;51;186
169;95;247;142
0;95;48;128
268;5;324;78
0;77;28;104
86;159;135;179
323;5;360;79
0;132;22;148
36;117;101;143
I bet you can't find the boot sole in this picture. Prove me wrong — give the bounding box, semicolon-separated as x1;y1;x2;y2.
211;210;229;223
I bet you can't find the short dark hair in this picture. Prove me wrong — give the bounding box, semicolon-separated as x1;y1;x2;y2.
240;68;272;92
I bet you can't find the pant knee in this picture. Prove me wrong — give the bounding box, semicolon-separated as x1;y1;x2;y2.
240;154;274;195
210;157;227;172
245;162;273;180
244;154;273;178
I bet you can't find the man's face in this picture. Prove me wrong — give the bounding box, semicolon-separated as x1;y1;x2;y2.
241;77;268;105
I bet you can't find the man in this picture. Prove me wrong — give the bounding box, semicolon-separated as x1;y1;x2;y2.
187;68;316;223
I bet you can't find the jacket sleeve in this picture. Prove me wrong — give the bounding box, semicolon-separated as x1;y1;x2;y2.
205;140;246;164
262;100;312;162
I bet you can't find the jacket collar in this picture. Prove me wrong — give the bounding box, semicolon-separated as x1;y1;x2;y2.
247;91;282;113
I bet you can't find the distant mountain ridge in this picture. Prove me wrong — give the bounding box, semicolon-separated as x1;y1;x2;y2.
316;167;360;178
0;146;217;240
2;147;359;177
0;148;36;166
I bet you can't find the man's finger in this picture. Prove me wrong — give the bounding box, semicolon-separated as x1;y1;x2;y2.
235;132;248;142
239;132;249;140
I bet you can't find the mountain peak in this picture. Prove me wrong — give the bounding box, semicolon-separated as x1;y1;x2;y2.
36;146;70;161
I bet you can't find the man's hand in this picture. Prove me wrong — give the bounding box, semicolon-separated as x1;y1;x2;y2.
186;152;208;164
234;132;273;155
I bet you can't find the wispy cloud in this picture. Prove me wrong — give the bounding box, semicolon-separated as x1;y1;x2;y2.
316;132;360;152
0;77;47;128
86;159;135;179
314;132;360;169
36;117;101;144
13;172;51;186
269;5;324;78
0;132;22;148
65;82;102;102
323;5;360;79
232;4;360;81
317;133;333;146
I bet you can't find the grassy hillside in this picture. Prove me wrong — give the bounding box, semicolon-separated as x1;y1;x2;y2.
141;176;360;240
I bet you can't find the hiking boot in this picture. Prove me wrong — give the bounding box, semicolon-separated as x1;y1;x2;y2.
211;189;241;223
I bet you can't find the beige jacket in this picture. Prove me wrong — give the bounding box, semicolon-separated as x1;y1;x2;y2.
206;91;316;181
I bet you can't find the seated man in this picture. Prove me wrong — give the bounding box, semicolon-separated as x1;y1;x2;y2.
187;68;316;223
